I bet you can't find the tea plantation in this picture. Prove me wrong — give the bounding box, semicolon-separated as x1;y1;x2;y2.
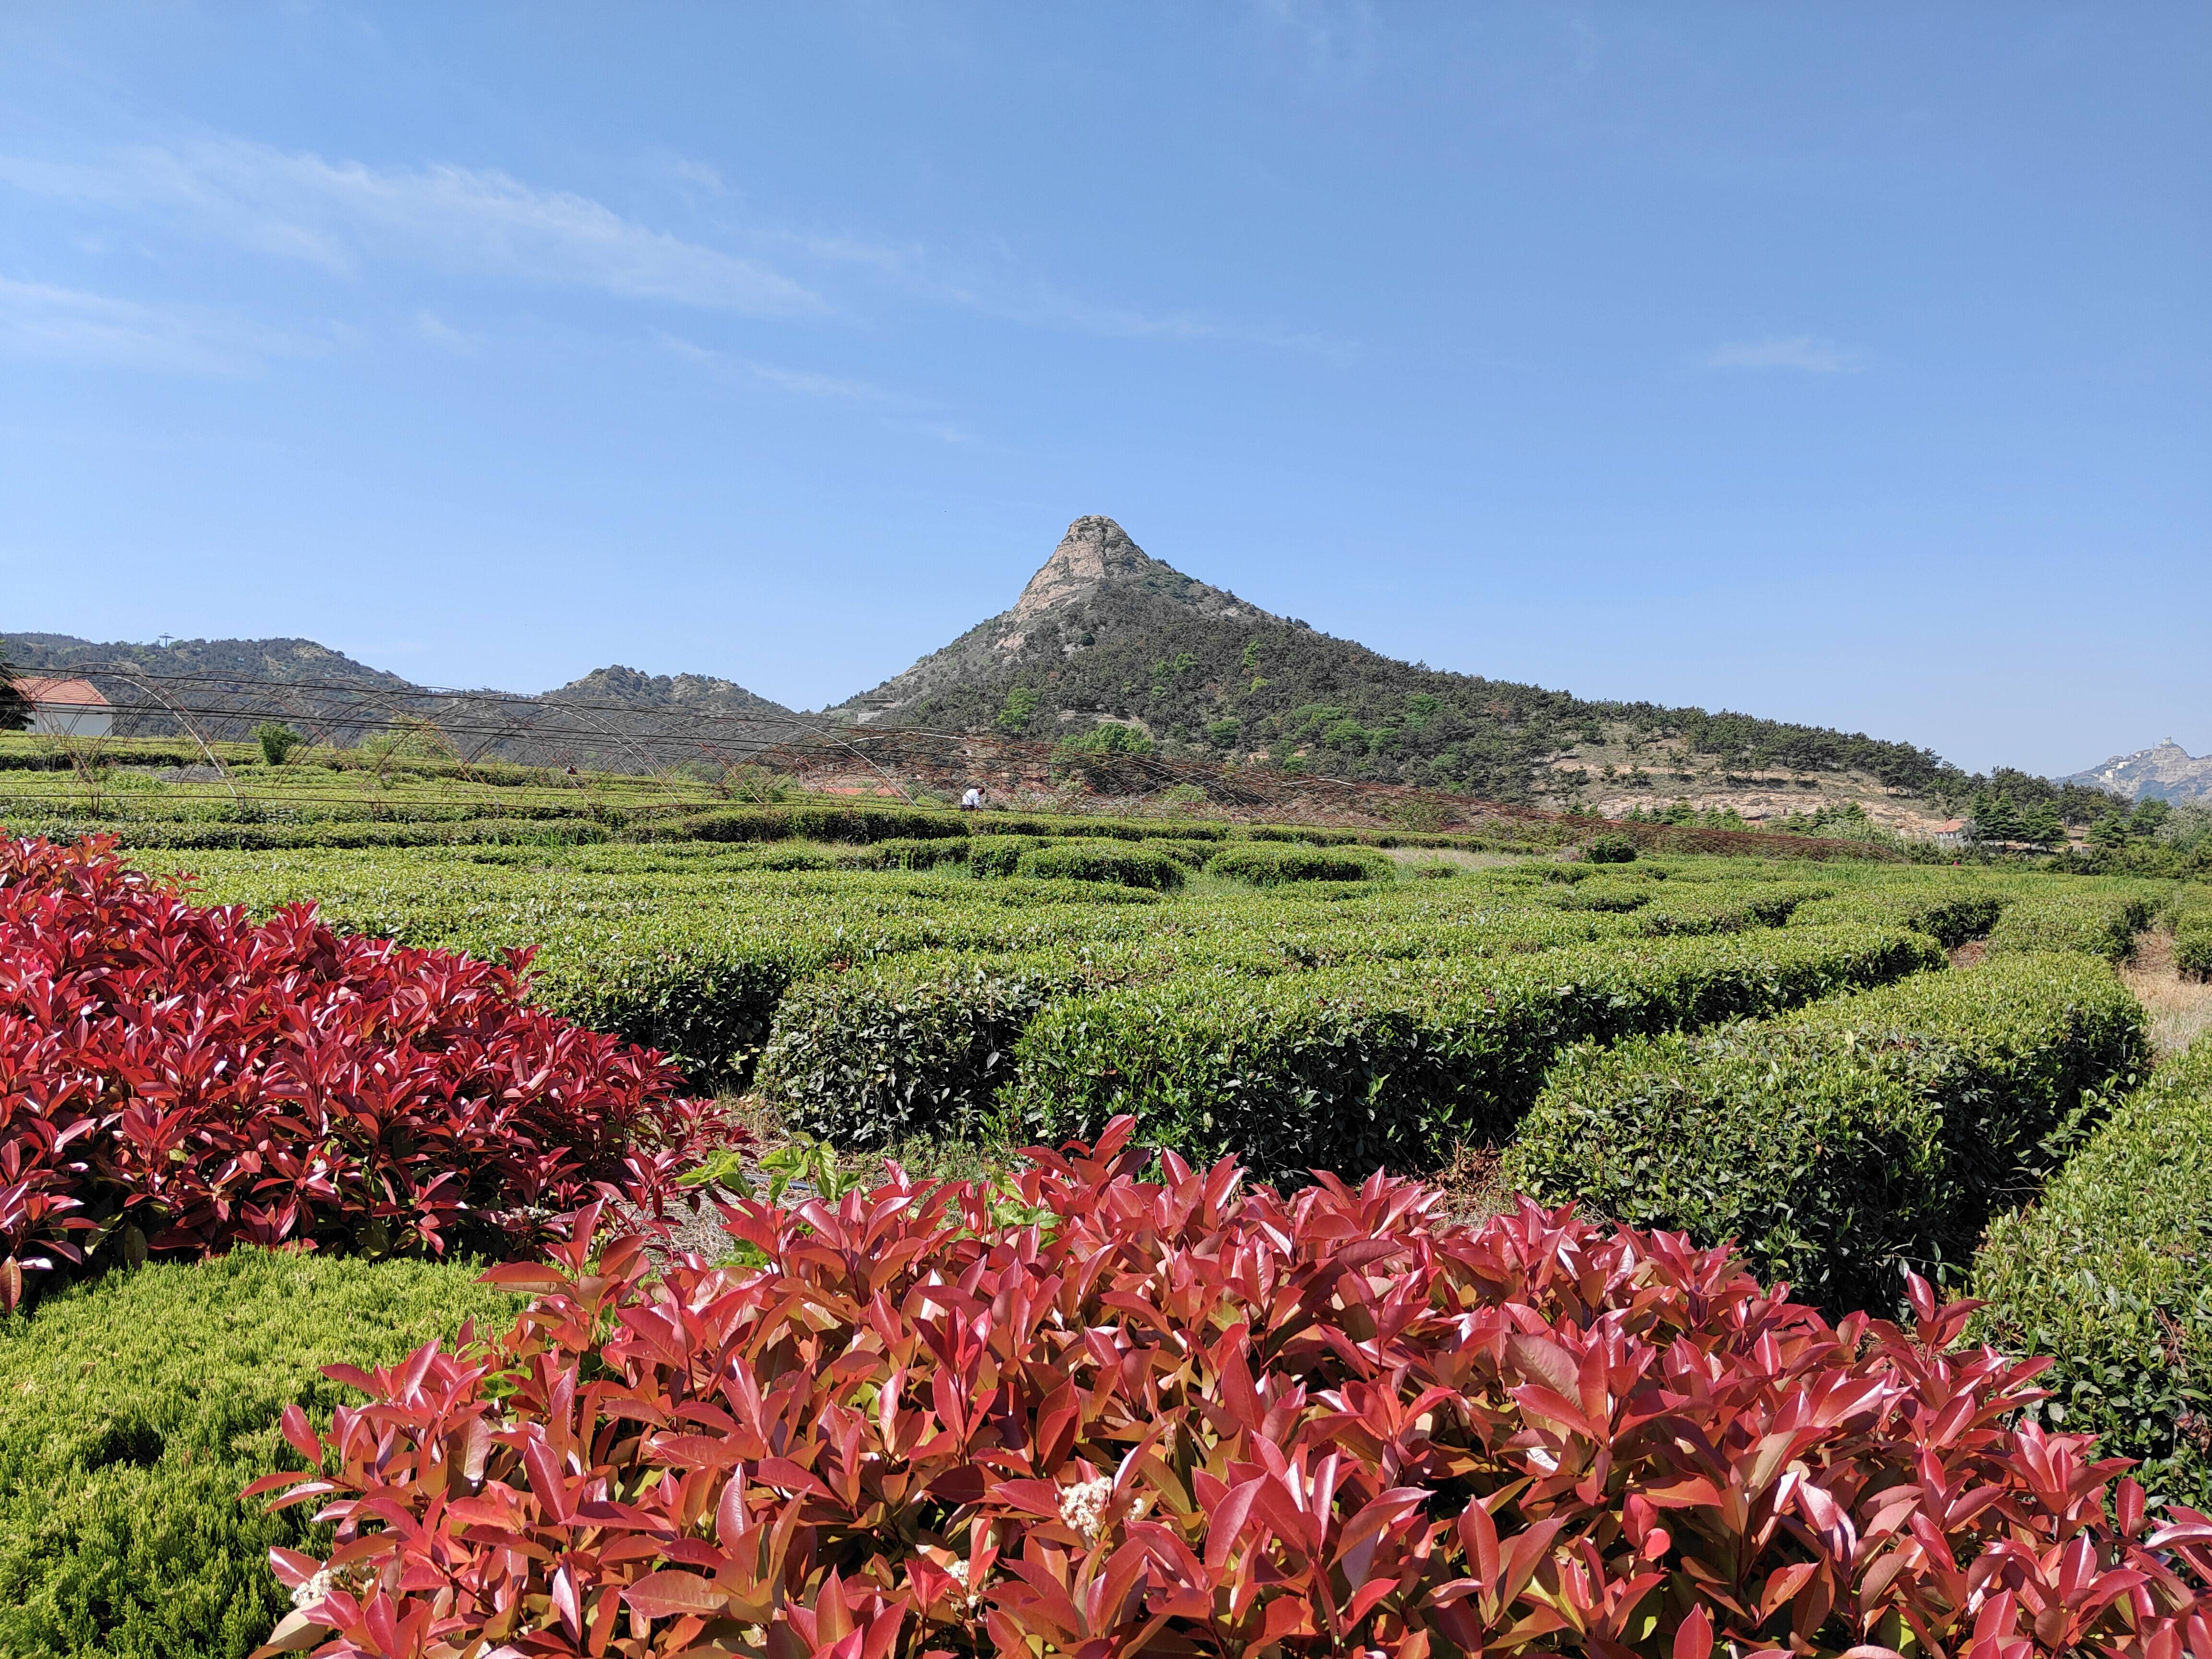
1;798;2208;1656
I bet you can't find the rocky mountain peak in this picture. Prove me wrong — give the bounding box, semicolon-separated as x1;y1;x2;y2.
1010;517;1154;618
2062;737;2212;804
1008;516;1268;627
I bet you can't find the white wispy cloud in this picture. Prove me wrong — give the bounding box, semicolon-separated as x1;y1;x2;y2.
1703;335;1865;373
653;331;907;405
0;277;307;373
410;310;480;356
0;138;819;313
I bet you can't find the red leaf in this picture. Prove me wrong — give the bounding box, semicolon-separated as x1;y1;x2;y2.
622;1571;732;1619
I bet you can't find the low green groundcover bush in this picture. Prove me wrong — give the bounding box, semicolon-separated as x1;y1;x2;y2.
0;1250;513;1659
1206;841;1393;885
1972;1033;2212;1509
1013;838;1187;890
1505;952;2149;1317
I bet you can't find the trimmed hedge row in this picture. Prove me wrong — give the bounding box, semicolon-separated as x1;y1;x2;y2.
1971;1034;2212;1507
0;1250;513;1659
1206;842;1396;885
168;857;1170;1084
156;848;1951;1094
681;804;971;844
1014;839;1189;890
1504;952;2149;1317
752;900;1770;1144
1985;888;2155;962
999;924;1945;1181
2172;886;2212;979
1788;886;2010;948
1;816;619;851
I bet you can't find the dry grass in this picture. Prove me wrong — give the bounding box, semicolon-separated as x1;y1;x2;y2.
2122;929;2212;1058
1425;1142;1520;1224
1381;846;1530;871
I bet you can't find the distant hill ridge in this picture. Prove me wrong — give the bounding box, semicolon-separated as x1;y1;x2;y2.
0;633;800;770
3;516;2143;812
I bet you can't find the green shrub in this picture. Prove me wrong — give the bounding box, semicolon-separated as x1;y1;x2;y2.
1014;840;1187;890
843;836;971;872
1971;1035;2212;1508
252;724;303;767
679;805;968;845
1506;953;2148;1317
1002;925;1943;1182
757;952;1098;1148
1206;842;1394;886
41;817;616;852
0;1251;514;1659
1243;824;1363;846
969;835;1043;877
1984;888;2155;962
1585;831;1638;864
1788;886;2009;948
2172;888;2212;979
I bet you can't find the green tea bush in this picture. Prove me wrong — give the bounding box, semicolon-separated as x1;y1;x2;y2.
1973;1044;2212;1513
169;856;1162;1086
683;804;970;845
1014;839;1188;890
1003;925;1942;1182
1984;889;2155;963
754;904;1695;1147
1243;824;1363;845
1788;886;2009;948
1585;830;1638;864
0;1251;513;1659
757;952;1098;1147
843;836;972;872
1506;953;2148;1317
32;817;616;851
1971;1035;2212;1508
1206;842;1394;885
969;835;1043;877
2171;887;2212;979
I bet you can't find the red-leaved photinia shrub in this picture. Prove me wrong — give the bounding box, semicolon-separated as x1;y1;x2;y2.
253;1120;2212;1659
0;833;734;1305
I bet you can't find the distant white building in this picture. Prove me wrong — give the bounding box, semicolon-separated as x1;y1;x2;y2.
17;677;113;737
1928;818;1969;849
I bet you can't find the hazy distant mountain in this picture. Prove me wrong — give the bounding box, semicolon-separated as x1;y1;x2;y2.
4;632;416;696
821;515;1966;804
0;632;799;768
2062;740;2212;804
547;664;795;721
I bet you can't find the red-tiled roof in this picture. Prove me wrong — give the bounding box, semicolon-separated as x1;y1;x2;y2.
14;677;109;707
1929;819;1968;833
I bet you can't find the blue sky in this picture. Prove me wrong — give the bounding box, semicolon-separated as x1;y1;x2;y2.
1;4;2204;777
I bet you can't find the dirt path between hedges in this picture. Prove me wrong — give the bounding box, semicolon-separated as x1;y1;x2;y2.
2122;929;2212;1058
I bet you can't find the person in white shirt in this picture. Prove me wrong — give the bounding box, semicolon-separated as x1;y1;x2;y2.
961;786;984;810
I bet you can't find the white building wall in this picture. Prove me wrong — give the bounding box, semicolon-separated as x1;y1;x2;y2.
26;704;114;737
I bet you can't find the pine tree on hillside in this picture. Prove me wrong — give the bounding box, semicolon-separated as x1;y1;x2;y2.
2020;803;2065;848
1971;792;2025;844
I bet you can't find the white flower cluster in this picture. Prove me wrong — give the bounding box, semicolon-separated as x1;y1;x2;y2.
1058;1475;1114;1543
290;1569;337;1611
947;1557;986;1611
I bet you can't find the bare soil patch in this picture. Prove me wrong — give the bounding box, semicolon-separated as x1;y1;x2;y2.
2121;929;2212;1057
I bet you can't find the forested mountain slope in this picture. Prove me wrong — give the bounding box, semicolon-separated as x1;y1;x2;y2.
823;516;1966;808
